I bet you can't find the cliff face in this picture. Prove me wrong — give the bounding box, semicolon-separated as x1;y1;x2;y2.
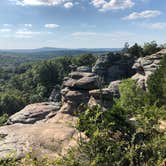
132;49;166;89
0;50;165;160
92;54;134;83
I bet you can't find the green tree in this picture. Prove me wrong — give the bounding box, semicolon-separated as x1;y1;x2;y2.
147;55;166;106
128;43;143;58
143;41;161;55
118;79;147;114
0;93;25;115
72;54;97;67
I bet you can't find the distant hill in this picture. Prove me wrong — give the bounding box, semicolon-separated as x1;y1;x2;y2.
0;47;121;53
0;47;121;69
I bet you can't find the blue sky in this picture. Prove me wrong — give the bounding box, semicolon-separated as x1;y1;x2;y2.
0;0;165;49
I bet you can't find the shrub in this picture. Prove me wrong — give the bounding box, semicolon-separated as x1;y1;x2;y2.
147;55;166;106
118;79;147;115
143;41;161;56
0;114;8;126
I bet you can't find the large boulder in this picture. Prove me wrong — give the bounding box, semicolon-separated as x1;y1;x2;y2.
92;54;133;83
49;87;61;102
64;90;89;103
63;75;99;90
6;102;61;125
69;72;95;79
77;66;92;72
132;49;166;89
89;88;114;100
0;104;82;160
88;80;122;108
108;80;122;98
74;76;99;90
61;71;99;114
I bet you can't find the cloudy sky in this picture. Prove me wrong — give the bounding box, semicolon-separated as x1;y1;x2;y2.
0;0;165;49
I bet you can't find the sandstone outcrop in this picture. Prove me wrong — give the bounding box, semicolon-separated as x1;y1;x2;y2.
0;103;81;160
77;66;92;72
88;80;121;108
62;74;99;90
132;49;166;89
6;102;61;125
92;54;133;83
60;71;100;114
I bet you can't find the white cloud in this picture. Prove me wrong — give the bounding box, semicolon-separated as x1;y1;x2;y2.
150;22;166;29
0;29;11;32
71;31;134;39
91;0;106;8
45;24;59;28
10;0;74;8
91;0;134;11
123;10;161;20
72;32;97;37
3;24;12;27
15;29;41;38
139;22;166;29
24;24;32;27
16;30;41;35
64;2;73;8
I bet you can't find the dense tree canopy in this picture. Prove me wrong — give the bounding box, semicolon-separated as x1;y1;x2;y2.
0;54;97;115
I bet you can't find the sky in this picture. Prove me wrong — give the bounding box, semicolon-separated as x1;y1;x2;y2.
0;0;166;49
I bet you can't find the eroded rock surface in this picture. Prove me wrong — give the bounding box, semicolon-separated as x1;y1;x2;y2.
77;66;92;72
132;49;166;89
88;80;121;108
0;104;80;160
92;54;133;83
7;102;61;125
61;71;99;114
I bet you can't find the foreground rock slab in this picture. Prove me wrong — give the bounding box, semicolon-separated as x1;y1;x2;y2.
0;103;81;160
7;102;61;125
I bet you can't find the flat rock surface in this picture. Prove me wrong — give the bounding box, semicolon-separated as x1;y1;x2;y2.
69;72;95;79
7;102;61;125
63;76;99;90
0;111;80;160
89;88;114;100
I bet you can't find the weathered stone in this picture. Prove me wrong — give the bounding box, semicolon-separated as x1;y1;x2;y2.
6;102;61;125
61;70;99;114
69;72;95;79
92;54;134;83
62;75;98;90
64;90;89;103
77;66;92;72
74;76;99;90
0;112;81;160
92;54;110;76
89;88;113;100
49;88;61;102
132;49;165;89
108;80;121;98
62;78;76;88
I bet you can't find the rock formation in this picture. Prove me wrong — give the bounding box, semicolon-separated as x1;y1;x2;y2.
92;54;133;83
60;71;99;114
88;80;121;108
0;103;81;160
6;102;61;125
132;49;166;89
77;66;92;72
